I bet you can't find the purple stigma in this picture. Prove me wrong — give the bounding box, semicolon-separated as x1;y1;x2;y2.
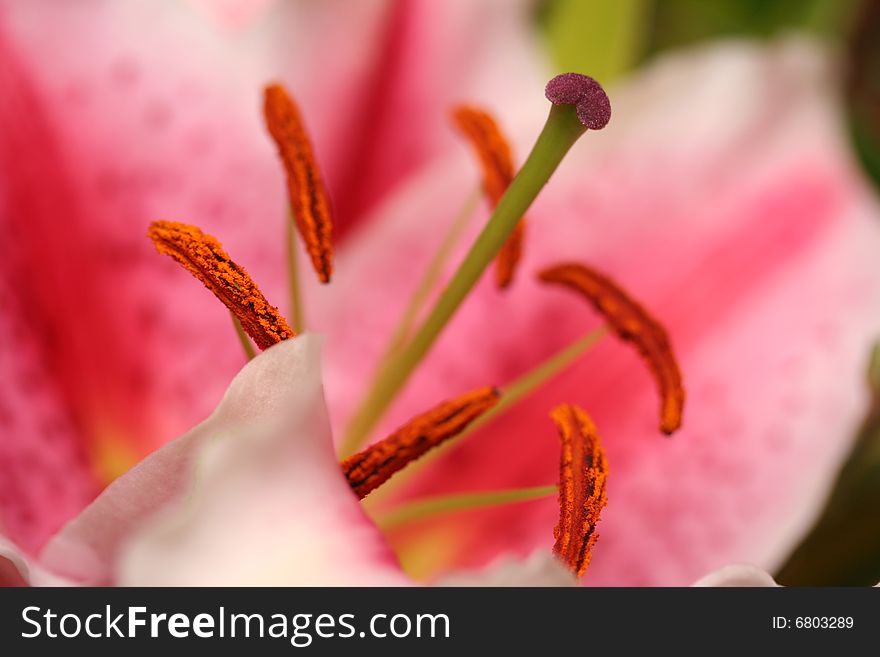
545;73;611;130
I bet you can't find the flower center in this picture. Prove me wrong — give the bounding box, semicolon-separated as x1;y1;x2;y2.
147;73;687;581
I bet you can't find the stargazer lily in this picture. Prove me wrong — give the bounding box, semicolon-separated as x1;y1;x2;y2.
2;0;880;587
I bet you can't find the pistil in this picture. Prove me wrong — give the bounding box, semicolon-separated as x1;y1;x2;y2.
340;73;611;456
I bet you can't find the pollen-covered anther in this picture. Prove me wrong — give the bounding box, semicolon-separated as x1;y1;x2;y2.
452;106;525;289
538;263;685;434
551;404;608;578
263;82;334;283
342;386;500;499
148;220;294;350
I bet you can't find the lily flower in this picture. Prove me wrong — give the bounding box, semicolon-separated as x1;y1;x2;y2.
2;0;880;588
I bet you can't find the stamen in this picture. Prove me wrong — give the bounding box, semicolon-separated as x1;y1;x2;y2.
550;403;608;578
148;221;294;350
285;216;306;332
342;387;499;499
452;106;525;288
538;263;684;434
230;313;257;360
263;83;334;283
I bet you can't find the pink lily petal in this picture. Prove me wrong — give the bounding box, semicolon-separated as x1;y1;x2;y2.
116;334;408;586
187;0;278;28
0;0;545;551
309;0;547;235
318;38;880;585
0;263;99;553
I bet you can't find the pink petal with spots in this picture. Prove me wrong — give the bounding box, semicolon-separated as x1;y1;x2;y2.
0;36;104;553
317;39;880;585
0;0;542;549
0;279;99;555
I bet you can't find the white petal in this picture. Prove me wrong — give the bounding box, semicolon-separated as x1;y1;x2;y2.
118;335;409;585
692;564;780;587
0;534;74;586
435;550;576;587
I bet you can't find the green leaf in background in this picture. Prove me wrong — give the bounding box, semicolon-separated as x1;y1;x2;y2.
646;0;854;53
539;0;650;83
846;0;880;193
775;343;880;586
538;0;857;84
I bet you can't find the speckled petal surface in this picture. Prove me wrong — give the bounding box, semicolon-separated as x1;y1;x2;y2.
317;39;880;585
